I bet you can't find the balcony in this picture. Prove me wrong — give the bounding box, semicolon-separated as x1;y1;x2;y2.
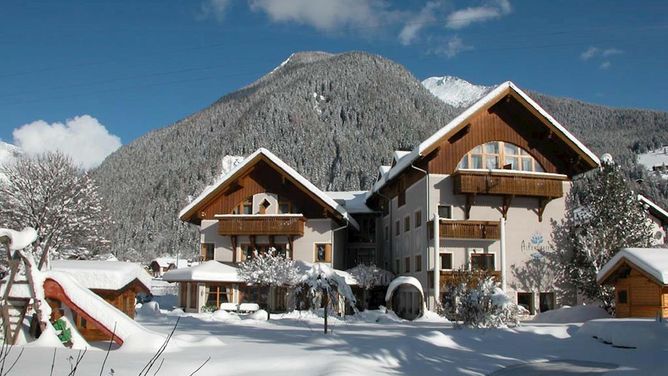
439;270;502;288
452;169;564;198
440;220;500;240
216;215;305;236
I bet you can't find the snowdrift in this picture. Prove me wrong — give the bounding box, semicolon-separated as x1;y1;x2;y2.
578;318;668;349
532;305;610;323
45;271;165;349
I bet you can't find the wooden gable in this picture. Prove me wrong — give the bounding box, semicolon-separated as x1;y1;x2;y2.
424;92;597;177
183;156;341;225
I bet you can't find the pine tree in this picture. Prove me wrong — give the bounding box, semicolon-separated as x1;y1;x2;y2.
553;159;654;311
0;152;111;268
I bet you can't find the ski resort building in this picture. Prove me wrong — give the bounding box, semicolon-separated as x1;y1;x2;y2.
177;81;603;317
365;81;600;315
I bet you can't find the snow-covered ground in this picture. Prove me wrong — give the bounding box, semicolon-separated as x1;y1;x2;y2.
637;146;668;179
8;305;668;375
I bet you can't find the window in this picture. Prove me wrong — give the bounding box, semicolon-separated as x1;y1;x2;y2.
395;221;400;236
398;178;406;207
438;205;452;219
385;226;389;241
395;259;400;274
278;201;291;214
404;257;410;273
259;199;271;214
314;243;331;263
206;284;232;309
404;216;410;232
440;253;453;270
617;290;628;304
470;253;495;271
415;255;422;272
458;141;545;172
201;243;214;261
539;292;555;312
415;210;422;227
517;292;535;315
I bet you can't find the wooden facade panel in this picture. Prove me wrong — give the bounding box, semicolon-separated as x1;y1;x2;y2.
452;170;564;198
218;216;305;236
440;220;500;240
197;160;335;222
614;268;668;318
426;97;585;176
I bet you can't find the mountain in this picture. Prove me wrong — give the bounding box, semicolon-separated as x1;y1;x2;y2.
93;51;668;261
422;76;494;108
0;141;21;166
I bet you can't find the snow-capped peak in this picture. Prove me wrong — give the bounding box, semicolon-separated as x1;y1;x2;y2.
422;76;495;108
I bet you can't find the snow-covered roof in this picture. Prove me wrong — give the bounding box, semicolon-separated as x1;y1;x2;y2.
385;276;425;305
325;191;374;214
162;260;241;283
0;227;37;251
179;148;359;230
150;257;188;269
371;81;600;195
51;260;152;292
597;248;668;285
638;194;668;224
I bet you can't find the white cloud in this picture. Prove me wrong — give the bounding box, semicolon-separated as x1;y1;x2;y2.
200;0;232;22
580;47;599;60
580;46;623;69
249;0;394;32
430;35;473;58
445;0;511;29
398;1;441;46
12;115;122;170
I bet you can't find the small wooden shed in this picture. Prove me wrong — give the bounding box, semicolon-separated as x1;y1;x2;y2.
50;260;152;341
597;248;668;318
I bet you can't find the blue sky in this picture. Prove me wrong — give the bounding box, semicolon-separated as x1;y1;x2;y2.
1;1;667;167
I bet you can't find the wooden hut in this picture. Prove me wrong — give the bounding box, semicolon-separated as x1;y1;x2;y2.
597;248;668;318
49;260;151;341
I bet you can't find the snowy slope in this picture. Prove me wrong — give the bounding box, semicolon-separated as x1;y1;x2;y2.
637;146;668;179
0;141;21;165
422;76;494;108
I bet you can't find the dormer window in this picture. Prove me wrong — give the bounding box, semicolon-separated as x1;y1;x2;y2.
458;141;544;172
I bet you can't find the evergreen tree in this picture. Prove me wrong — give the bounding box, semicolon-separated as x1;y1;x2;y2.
552;159;653;311
0;152;110;268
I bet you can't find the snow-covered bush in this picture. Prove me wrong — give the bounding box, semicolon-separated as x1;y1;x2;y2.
237;247;300;318
443;273;520;328
347;263;392;310
300;263;357;314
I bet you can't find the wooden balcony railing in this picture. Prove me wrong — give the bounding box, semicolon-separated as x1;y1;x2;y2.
440;220;500;240
217;215;305;236
453;170;564;198
439;270;502;288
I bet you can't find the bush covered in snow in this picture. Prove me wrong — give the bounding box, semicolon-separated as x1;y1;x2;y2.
442;273;520;328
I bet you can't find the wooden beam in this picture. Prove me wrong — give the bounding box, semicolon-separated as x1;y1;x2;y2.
498;195;513;219
465;194;474;220
231;235;238;263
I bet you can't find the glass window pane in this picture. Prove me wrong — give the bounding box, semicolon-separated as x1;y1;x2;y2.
522;158;533;171
504;143;519;156
534;162;544;172
472;145;482;153
504;157;518;170
458;156;468;169
471;155;483;169
484;142;499;154
485;156;498;169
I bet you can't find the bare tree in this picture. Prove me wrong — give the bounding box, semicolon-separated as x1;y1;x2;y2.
0;152;110;268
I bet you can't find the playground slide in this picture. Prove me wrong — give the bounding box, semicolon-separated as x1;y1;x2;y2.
44;271;162;346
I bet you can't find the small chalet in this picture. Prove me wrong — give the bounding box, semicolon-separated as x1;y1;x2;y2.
149;257;188;277
178;148;359;313
49;260;152;341
598;248;668;318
